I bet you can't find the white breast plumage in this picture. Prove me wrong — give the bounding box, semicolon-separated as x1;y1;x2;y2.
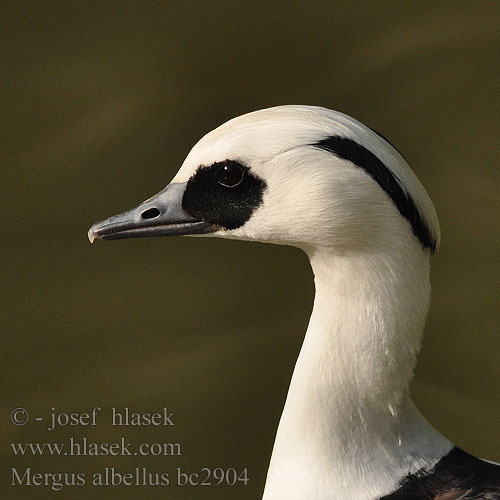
89;105;500;500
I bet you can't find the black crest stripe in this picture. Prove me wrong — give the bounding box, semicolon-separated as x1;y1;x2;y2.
313;136;437;252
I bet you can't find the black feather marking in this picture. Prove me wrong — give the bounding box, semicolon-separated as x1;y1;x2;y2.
182;160;267;230
313;136;437;253
379;447;500;500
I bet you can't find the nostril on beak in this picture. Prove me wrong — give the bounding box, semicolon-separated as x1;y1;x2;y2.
141;207;161;219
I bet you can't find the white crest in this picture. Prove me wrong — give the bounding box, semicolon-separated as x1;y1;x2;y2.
173;105;440;252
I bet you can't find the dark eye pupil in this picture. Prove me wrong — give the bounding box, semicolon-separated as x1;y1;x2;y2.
217;163;245;187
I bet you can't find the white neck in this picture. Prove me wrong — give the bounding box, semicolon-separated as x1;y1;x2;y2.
263;243;452;500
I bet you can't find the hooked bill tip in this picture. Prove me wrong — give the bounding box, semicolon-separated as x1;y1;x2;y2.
88;224;99;243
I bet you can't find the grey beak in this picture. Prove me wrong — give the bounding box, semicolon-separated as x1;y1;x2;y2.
88;182;214;242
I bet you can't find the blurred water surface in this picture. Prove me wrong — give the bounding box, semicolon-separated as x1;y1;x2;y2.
1;1;499;499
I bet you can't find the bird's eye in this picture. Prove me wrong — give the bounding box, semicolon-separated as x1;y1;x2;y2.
217;162;245;188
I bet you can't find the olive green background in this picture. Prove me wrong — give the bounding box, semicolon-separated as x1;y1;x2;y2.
1;1;499;499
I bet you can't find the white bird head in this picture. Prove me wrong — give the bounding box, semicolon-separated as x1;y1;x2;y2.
88;105;439;255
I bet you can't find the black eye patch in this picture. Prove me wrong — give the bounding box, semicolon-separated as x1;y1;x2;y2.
182;160;267;230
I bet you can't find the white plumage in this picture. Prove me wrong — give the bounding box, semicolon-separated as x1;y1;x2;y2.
89;106;500;500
